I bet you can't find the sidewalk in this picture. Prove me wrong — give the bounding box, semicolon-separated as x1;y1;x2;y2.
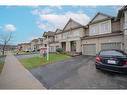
0;53;45;89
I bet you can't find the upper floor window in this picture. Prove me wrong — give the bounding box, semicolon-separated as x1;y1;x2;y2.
68;32;73;38
89;20;111;36
55;34;61;40
101;22;109;33
74;31;80;37
90;25;97;35
62;32;68;39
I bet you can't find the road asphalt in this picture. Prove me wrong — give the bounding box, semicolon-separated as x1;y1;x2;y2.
30;55;127;89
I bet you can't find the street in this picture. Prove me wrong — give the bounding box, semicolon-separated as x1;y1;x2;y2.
15;53;39;60
30;55;127;89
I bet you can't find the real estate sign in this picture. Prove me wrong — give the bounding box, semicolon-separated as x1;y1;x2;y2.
40;47;49;61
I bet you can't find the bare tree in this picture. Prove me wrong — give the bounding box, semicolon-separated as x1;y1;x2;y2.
0;32;13;55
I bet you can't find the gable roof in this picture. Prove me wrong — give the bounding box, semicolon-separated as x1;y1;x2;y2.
31;39;38;42
55;29;62;34
117;6;127;19
38;38;43;41
62;18;84;32
43;31;55;37
88;12;114;24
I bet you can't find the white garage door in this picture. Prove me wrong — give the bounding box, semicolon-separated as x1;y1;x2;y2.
82;44;96;56
101;42;121;50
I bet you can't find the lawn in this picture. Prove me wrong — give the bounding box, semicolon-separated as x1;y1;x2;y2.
20;53;71;69
0;60;4;73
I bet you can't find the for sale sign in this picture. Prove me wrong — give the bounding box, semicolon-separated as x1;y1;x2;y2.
40;47;49;60
40;48;47;55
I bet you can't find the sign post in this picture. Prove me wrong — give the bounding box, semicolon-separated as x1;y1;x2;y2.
47;45;49;61
47;36;49;61
40;35;49;61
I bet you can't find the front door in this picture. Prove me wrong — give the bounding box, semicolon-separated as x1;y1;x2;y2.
61;42;66;51
70;41;76;52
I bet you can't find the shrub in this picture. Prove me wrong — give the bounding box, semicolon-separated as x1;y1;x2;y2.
56;48;64;53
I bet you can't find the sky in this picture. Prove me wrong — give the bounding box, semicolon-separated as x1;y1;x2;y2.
0;6;122;45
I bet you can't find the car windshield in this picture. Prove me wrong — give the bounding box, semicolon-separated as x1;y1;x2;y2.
99;50;127;57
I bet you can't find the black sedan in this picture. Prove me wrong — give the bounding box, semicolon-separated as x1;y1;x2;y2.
95;49;127;74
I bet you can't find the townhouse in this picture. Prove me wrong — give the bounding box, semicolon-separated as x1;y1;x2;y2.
17;6;127;56
117;6;127;53
30;38;43;51
45;6;127;55
42;29;62;53
81;6;127;56
42;31;56;52
81;12;123;55
30;39;38;51
36;38;43;50
42;19;85;53
18;43;31;51
42;6;127;55
56;18;85;54
48;29;62;52
17;38;43;52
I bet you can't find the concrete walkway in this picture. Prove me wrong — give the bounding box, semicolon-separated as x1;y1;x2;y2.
0;53;45;89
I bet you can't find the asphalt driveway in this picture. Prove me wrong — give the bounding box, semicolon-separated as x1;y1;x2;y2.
30;55;127;89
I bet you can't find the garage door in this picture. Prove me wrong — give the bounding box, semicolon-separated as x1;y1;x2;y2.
101;42;121;50
82;44;96;56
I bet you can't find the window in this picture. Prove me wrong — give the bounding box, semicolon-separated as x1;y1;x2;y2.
75;31;80;37
90;25;97;35
44;44;47;47
63;32;68;39
101;22;109;33
68;32;73;38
